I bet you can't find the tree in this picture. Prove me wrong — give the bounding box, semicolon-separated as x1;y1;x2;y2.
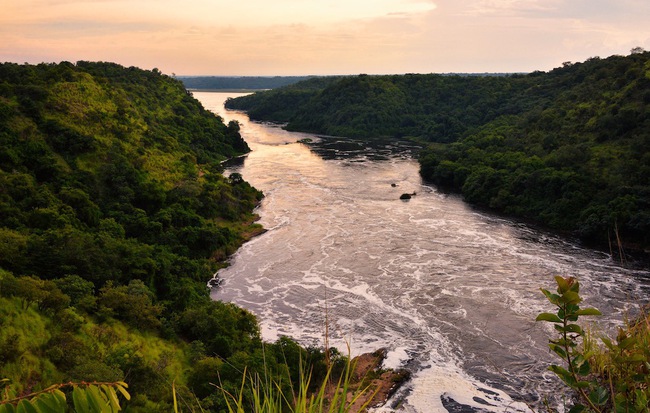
54;275;95;307
9;276;48;310
98;280;162;330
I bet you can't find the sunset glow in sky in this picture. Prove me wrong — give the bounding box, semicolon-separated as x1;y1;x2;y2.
1;0;649;75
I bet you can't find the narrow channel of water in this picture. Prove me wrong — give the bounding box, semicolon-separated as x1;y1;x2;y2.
195;91;650;412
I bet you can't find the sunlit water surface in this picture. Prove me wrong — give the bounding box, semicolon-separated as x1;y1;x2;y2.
194;91;650;413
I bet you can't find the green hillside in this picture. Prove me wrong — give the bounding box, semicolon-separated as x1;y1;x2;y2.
226;52;650;257
0;62;329;411
179;75;314;90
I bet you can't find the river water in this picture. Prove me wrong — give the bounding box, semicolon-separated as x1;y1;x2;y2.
194;91;650;413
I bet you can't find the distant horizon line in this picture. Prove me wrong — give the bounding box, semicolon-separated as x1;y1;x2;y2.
176;72;527;78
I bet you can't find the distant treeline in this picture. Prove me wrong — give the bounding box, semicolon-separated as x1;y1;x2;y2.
179;75;315;90
226;52;650;258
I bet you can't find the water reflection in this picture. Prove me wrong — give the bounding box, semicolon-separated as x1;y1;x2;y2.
306;135;422;161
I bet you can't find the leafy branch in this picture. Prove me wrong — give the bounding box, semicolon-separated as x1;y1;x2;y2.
0;380;130;413
537;276;650;413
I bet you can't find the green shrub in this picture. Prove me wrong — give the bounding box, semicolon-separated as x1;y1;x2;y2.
537;276;650;412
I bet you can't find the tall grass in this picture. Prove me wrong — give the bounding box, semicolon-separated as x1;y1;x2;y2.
176;354;380;413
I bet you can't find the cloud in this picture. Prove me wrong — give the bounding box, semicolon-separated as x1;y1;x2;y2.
461;0;650;22
5;19;168;39
1;0;649;74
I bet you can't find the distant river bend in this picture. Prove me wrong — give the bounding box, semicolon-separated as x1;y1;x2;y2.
195;92;650;413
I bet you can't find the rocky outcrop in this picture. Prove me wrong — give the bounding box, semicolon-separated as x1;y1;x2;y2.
323;349;411;412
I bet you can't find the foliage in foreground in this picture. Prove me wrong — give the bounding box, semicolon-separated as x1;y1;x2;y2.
0;381;129;413
0;352;372;413
537;276;650;412
0;274;334;412
217;358;376;413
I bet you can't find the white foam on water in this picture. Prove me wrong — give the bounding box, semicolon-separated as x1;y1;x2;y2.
405;362;531;413
382;347;411;370
260;322;282;342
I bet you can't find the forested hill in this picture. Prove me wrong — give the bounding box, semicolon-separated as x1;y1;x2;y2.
0;61;256;286
0;61;329;411
179;75;314;90
226;52;650;257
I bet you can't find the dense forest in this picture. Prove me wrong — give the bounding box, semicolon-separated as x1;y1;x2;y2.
179;75;314;91
226;52;650;258
0;62;332;411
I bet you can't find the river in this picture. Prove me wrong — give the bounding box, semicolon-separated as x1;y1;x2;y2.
194;91;650;413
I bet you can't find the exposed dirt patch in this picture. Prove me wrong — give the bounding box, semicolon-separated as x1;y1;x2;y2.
324;348;410;412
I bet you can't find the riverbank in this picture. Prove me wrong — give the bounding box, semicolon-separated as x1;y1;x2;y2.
323;349;411;412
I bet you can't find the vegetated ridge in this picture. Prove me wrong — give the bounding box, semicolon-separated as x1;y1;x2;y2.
178;75;315;91
226;51;650;259
0;61;335;411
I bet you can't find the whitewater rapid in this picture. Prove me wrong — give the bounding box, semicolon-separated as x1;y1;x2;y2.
195;91;650;413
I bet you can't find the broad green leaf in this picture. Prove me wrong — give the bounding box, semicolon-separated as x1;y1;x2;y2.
115;385;130;401
0;404;16;413
575;308;602;316
103;386;120;412
549;343;567;358
16;400;38;413
554;323;583;335
86;386;108;413
568;403;586;413
549;365;575;386
33;401;58;413
33;393;66;413
565;324;584;335
541;289;560;305
554;338;569;346
566;304;580;313
52;391;66;407
536;313;562;323
561;291;581;305
573;356;591;376
554;276;571;293
73;387;90;413
589;386;609;406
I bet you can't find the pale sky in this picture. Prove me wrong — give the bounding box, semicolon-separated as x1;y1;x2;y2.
1;0;649;75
